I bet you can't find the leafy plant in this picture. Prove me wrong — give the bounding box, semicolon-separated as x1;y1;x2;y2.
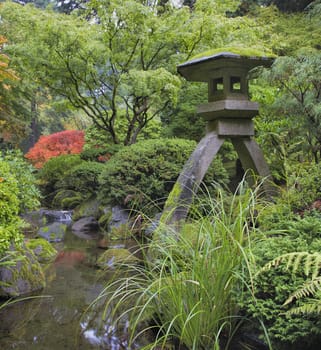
260;251;321;316
1;150;41;212
239;210;321;349
25;130;85;168
56;161;105;195
0;160;23;255
98;138;228;215
37;154;83;205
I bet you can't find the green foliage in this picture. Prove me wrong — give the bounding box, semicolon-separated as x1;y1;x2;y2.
45;159;105;208
190;45;276;60
37;154;83;204
25;238;57;263
259;52;321;163
98;138;228;214
239;207;321;349
1;150;40;212
89;184;260;349
56;161;105;195
161;82;207;141
269;161;321;211
0;150;40;256
0;159;23;256
0;1;196;145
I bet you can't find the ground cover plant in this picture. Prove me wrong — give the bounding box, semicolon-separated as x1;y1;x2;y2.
237;185;321;350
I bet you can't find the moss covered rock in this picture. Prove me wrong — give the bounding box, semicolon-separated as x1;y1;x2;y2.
25;238;58;263
72;195;102;221
37;222;67;242
0;245;46;298
97;248;139;269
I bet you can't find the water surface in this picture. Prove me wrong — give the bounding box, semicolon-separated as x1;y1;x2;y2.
0;228;123;350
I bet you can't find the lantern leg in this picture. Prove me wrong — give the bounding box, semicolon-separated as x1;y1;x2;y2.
161;130;225;227
231;138;275;197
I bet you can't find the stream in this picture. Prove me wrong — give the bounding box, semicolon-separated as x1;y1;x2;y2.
0;224;135;350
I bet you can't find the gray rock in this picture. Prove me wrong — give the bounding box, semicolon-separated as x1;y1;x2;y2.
72;216;99;239
72;195;101;221
23;209;72;225
0;245;46;298
110;205;130;228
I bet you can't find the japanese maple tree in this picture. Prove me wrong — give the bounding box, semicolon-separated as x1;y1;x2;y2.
25;130;85;168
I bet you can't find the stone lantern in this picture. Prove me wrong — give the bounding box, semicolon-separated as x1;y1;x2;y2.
162;50;275;226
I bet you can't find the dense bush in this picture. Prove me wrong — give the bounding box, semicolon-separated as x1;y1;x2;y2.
1;150;41;212
56;161;105;195
98;138;228;214
0;151;41;255
80;144;122;162
239;211;321;349
37;154;83;205
25;130;85;168
0;159;23;255
38;155;105;208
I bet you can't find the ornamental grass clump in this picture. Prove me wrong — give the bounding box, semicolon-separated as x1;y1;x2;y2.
88;181;262;349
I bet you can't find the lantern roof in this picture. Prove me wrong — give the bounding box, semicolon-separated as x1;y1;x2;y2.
178;48;275;82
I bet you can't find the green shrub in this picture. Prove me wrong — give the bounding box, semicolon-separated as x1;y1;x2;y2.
239;212;321;350
37;154;83;204
0;161;23;256
98;138;228;214
1;150;40;212
80;144;122;162
281;161;321;211
56;161;105;194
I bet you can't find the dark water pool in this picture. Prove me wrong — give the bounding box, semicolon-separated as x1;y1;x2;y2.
0;229;133;350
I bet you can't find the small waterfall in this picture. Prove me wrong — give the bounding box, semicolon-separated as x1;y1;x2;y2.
40;209;73;224
59;210;73;222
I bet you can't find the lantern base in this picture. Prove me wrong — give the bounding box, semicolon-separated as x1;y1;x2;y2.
161;130;275;227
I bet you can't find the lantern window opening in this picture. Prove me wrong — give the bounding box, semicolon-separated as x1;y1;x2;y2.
213;77;224;92
231;76;241;92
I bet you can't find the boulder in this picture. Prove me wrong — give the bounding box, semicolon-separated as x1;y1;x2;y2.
24;209;72;225
25;238;58;263
0;245;46;298
72;216;100;239
72;195;102;221
98;205;130;235
38;222;68;242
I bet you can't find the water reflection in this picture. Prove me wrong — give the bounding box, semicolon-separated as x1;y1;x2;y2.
0;228;132;350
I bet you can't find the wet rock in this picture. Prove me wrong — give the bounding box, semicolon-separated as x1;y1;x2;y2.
38;222;68;242
97;248;139;269
72;195;102;221
98;205;130;232
39;209;73;223
25;209;72;224
72;216;100;239
0;245;46;298
25;238;58;263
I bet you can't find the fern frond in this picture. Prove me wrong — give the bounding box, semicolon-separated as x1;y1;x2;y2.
284;277;321;305
258;252;321;277
285;300;321;315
